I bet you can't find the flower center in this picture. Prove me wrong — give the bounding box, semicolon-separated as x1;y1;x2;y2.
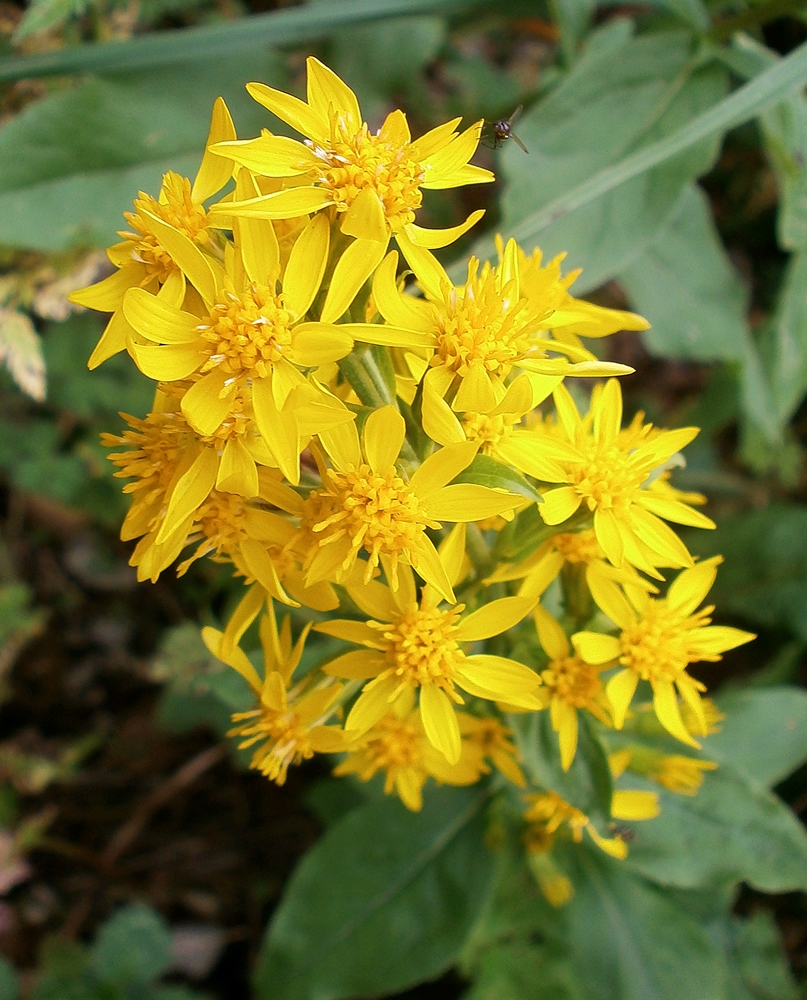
229;706;313;784
377;605;465;691
311;126;424;232
199;285;294;379
432;266;527;376
619;602;712;683
541;656;602;707
124;173;210;281
103;411;190;502
524;791;588;840
308;463;435;575
189;491;252;564
461;411;518;449
570;441;647;514
553;529;603;565
362;714;423;771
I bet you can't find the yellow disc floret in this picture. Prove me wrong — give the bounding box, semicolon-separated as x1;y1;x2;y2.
374;604;466;696
199;286;294;379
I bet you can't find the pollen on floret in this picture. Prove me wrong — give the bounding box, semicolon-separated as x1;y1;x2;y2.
374;604;467;699
541;654;603;708
462;410;520;449
199;285;294;379
619;601;715;685
229;704;316;785
553;529;604;565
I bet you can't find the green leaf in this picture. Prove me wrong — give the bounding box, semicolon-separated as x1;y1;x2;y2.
721;34;807;251
13;0;92;42
510;712;613;822
0;57;281;251
621;764;807;892
481;23;729;292
764;248;807;426
91;903;171;987
0;957;19;1000
470;33;807;286
720;912;798;1000
692;502;807;640
453;453;541;502
708;686;807;786
328;15;445;123
464;940;583;1000
0;418;88;504
254;787;494;1000
560;848;727;1000
619;184;750;361
44;314;152;419
0;0;485;82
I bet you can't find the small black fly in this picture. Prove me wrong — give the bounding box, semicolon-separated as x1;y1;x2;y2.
489;105;528;153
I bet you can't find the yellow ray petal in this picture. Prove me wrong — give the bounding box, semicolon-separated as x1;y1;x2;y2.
156;446;218;544
211;134;317;176
594;507;625;567
341;186;388;242
572;631;621;665
128;340;203;381
202;626;262;692
320;237;387;324
455;595;536;642
637;493;716;530
181;368;235;436
371;251;434;332
88;309;134;369
345;674;399;732
252;377;300;485
421;120;484;186
239;539;296;606
420;685;461;764
688;625;756;655
587;574;636;631
70;263;141;311
408;117;462;159
410;440;478;499
420;484;522;522
246;81;328;144
322;649;386;679
533;606;570;661
538;486;582;525
361;406;405;475
192;97;237;203
339;322;434;350
421;386;465;446
612;789;661;820
605;669;639;728
395;232;451;303
210;186;332;222
453;360;498;413
458;655;541;708
284;213;330;318
138;210;218;306
290;323;353;366
216;437;259;497
402;209;485;249
552;700;578;771
630;507;694;567
123;286;200;344
411;534;455;604
306;56;361;133
653;680;700;747
666;557;721;614
315;619;385;648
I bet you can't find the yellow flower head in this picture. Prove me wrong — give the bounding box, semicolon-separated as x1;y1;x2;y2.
210;57;492;247
71;98;237;369
458;714;526;787
316;555;541;765
121;216;355;484
301;405;522;602
371;240;634;415
334;689;482;812
203;606;346;785
538;379;716;574
532;607;613;771
523;790;629;860
573;557;755;747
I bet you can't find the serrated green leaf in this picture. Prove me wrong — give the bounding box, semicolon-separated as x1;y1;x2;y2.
467;23;729;290
91;904;171;987
453;454;541;501
254;787;494;1000
619;184;750;362
560;848;727;1000
621;764;807;892
0;0;485;82
708;686;807;786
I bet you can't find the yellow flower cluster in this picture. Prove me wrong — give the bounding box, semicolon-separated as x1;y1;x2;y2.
76;59;754;904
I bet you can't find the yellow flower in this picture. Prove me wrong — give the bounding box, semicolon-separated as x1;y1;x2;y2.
316;558;542;765
333;689;482;812
523;790;631;862
532;606;613;771
121;217;354;484
208;57;492;321
611;747;717;796
301;405;523;602
538;379;716;573
458;714;526;787
369;241;634;414
203;606;346;785
71;99;237;369
572;557;755;747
